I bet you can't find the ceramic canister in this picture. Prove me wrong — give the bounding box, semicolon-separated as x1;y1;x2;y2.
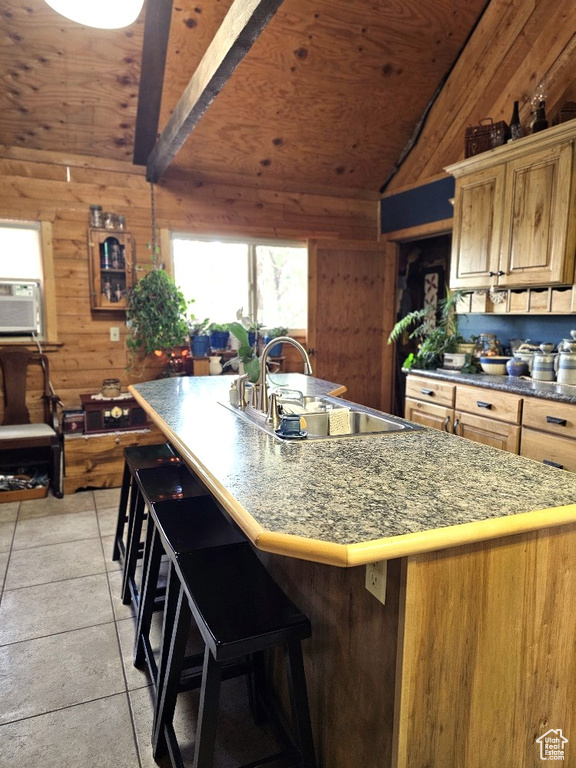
556;352;576;385
532;352;557;381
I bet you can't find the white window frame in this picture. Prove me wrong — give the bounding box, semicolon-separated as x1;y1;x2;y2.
168;231;308;334
0;219;58;343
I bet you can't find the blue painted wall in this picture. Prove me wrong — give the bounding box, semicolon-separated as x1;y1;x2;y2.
380;176;455;233
459;314;576;352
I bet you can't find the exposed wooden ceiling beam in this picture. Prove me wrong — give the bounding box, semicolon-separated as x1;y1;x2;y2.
133;0;173;166
146;0;284;182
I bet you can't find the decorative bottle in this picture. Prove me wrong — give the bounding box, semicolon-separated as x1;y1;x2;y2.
510;101;523;140
531;101;548;133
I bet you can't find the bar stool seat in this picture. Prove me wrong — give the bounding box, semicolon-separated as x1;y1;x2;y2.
133;496;247;683
121;463;208;607
153;544;316;768
112;443;181;562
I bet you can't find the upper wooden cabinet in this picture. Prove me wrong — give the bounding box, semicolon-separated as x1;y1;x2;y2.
447;121;576;290
88;229;134;312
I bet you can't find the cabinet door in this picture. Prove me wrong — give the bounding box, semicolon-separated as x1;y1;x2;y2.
88;229;134;311
405;398;452;432
454;410;520;453
499;142;575;287
449;165;504;289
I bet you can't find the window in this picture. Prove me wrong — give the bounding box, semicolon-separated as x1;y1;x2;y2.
0;220;57;342
171;235;307;331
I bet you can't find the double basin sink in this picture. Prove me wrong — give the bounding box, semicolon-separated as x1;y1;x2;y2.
222;392;422;441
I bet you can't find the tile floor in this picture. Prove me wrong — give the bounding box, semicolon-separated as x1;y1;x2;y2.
0;489;280;768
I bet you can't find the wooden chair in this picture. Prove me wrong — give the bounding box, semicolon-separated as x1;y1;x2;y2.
0;346;64;498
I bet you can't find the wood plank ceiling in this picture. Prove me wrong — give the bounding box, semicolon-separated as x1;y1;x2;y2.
0;0;489;197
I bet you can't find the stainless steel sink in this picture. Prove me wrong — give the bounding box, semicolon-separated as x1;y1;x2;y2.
220;394;422;441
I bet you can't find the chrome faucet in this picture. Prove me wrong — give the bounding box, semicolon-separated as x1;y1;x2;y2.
257;337;313;414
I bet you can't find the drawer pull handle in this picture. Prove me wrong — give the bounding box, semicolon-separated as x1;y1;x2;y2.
543;459;563;470
453;418;460;435
476;401;492;409
443;416;451;433
421;388;434;396
546;416;567;426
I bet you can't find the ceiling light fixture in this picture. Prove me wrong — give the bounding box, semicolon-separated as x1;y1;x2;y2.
44;0;145;29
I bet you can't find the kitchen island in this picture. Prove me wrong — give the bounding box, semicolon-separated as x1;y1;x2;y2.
130;374;576;768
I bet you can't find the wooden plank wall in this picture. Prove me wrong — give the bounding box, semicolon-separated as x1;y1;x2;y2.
385;0;576;191
0;144;377;414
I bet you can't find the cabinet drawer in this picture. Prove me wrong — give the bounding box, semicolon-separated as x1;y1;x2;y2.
405;398;453;432
405;376;455;408
522;398;576;439
455;385;522;424
520;428;576;472
454;411;520;453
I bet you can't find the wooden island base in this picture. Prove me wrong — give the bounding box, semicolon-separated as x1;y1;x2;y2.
261;522;576;768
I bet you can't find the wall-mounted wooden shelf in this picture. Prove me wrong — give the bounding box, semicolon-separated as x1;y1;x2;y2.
457;285;576;315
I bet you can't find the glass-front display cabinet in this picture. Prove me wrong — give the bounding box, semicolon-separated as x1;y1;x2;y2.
88;229;133;311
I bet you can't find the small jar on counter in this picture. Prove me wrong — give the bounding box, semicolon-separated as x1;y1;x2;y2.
115;214;126;230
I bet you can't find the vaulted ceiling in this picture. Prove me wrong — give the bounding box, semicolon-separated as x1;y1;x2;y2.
0;0;489;197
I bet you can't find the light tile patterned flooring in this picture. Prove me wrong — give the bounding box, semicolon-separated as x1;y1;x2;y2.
0;489;277;768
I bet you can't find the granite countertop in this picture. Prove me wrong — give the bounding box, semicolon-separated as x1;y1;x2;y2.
130;374;576;566
407;368;576;404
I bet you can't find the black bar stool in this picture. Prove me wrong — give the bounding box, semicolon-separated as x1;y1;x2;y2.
112;443;181;562
121;463;208;606
133;495;247;684
152;544;317;768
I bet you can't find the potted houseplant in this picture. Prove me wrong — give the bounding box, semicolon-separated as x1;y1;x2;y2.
126;268;190;365
388;288;476;371
227;321;260;382
208;322;230;353
188;316;211;357
263;326;289;357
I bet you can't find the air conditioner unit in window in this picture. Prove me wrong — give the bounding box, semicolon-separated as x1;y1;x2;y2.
0;280;42;334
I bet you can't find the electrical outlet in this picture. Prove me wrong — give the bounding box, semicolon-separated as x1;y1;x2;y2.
110;326;120;342
365;560;387;604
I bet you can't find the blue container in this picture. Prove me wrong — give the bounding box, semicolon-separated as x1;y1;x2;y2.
210;330;229;352
264;336;282;357
248;332;257;347
192;334;210;357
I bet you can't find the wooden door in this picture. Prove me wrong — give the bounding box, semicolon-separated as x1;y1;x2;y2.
449;165;504;289
308;239;394;410
499;142;575;287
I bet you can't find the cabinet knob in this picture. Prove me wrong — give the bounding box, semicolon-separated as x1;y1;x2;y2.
497;270;505;276
488;271;495;277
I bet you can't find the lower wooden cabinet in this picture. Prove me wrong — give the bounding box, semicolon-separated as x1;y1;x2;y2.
454;410;520;452
405;398;453;432
520;428;576;472
405;374;575;472
64;427;163;493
